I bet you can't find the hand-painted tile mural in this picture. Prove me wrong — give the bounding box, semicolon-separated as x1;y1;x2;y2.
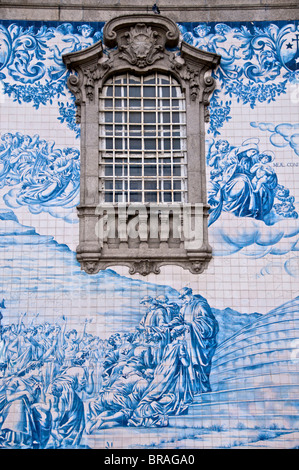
0;19;298;449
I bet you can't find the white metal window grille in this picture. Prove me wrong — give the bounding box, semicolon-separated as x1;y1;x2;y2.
99;73;187;204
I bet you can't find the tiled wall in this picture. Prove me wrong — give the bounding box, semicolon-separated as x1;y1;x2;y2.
0;19;298;449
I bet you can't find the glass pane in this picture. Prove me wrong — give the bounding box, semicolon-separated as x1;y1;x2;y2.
115;76;127;85
172;112;180;123
160;126;171;137
144;76;155;85
115;181;123;190
115;99;125;108
116;112;127;123
115;86;126;97
144;99;156;108
105;165;113;176
163;113;170;123
105;138;113;149
115;192;124;202
144;139;156;151
130;99;141;107
105;180;113;190
130;192;142;202
144;165;157;176
164;139;171;151
105;112;113;123
115;139;125;150
174;87;183;98
130;165;142;176
145;180;157;190
145;192;157;202
130;180;142;190
105;125;113;135
129;113;141;123
105;98;113;107
129;125;142;136
129;77;140;84
144;125;156;134
144;87;156;97
129;86;141;97
161;87;170;98
173;139;181;150
163;166;171;176
129;139;142;150
115;165;123;176
173;165;181;176
144;112;156;123
115;124;126;134
105;193;113;202
106;86;113;97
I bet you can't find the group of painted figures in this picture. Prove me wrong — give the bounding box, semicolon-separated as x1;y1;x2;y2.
207;138;298;225
0;288;219;448
0;132;80;211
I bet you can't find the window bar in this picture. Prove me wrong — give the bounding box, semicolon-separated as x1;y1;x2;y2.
170;75;174;203
112;76;116;203
141;74;145;204
155;72;160;204
125;73;129;204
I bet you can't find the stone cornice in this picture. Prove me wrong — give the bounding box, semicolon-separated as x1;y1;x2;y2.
1;0;298;8
1;1;298;22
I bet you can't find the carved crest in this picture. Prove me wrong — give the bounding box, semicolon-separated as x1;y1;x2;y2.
119;24;164;68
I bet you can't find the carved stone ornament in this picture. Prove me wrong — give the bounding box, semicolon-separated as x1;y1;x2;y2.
190;260;205;274
119;24;164;68
77;257;211;276
62;14;221;276
129;260;161;276
82;260;101;275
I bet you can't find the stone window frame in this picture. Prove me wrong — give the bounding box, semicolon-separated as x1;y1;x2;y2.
63;14;221;276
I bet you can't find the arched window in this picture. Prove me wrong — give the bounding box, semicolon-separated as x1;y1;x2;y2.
63;14;220;275
100;73;187;204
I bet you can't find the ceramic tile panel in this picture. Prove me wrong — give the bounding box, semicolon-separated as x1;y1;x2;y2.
0;18;298;449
